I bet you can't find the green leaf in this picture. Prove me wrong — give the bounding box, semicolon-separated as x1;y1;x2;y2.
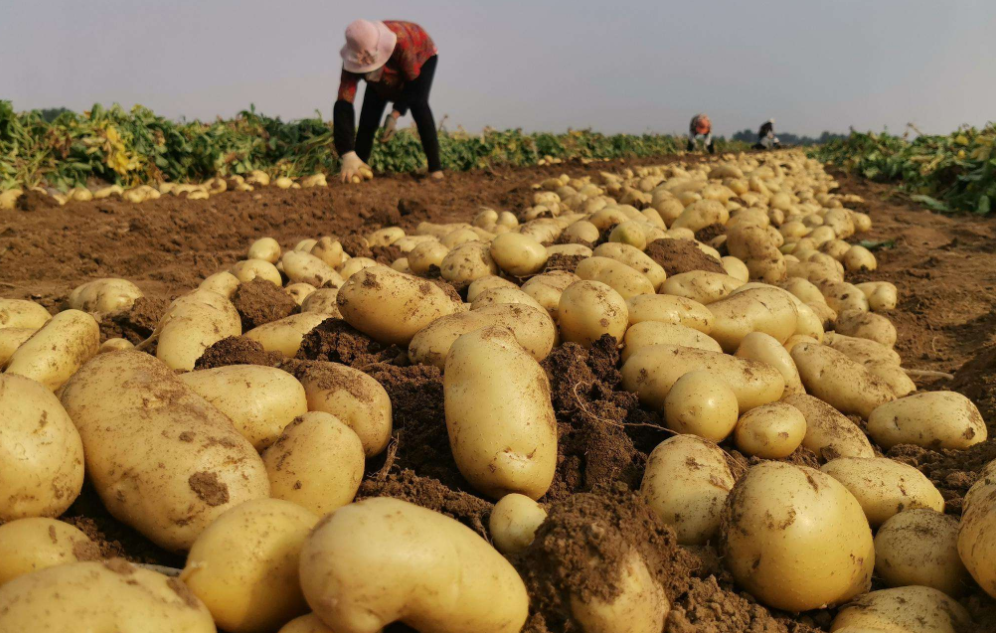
858;239;896;251
978;195;991;215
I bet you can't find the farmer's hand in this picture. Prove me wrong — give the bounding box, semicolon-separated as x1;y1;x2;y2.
340;152;371;183
380;111;400;143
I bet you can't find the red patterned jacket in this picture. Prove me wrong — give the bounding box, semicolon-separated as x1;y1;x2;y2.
337;21;437;103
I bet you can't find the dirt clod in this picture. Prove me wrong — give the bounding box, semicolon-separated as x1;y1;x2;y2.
231;279;297;330
645;238;726;276
194;336;283;369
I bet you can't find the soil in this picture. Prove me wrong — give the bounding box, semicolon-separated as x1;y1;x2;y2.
230;279;298;330
3;158;996;631
645;238;726;276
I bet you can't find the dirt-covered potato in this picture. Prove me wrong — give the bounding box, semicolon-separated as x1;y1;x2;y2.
337;266;461;346
622;321;721;361
285;282;317;305
0;327;36;367
232;258;283;285
0;375;84;520
782;393;874;460
660;271;744;305
625;294;714;332
0;517;93;590
244;312;328;358
521;270;579;318
842;245;877;272
300;288;341;316
3;309;100;389
440;241;500;285
0;298;51;330
867;391;986;450
60;351;270;551
248;236;282;263
444;327;557;499
262;412;365;516
593;242;667;290
821;457;944;527
720;462;874;611
855;281;898;312
706;287;799;352
834;309;897;348
0;560;215;632
640;434;735;544
874;509;969;596
819;281;870;314
825;331;901;366
622;344;784;411
830;586;970;633
662;370;739;441
959;461;996;598
569;548;669;633
181;498;318;633
558;280;629;347
281;251;344;288
734;402;807;458
735;331;805;396
156;289;241;371
67;278;143;313
368;226;405;247
575;256;655;300
300;497;529;633
489;233;548;276
791;342;896;418
470;287;546;311
179;365;308;450
489;493;548;555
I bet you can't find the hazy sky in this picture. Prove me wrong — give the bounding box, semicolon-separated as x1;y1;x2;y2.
3;0;995;136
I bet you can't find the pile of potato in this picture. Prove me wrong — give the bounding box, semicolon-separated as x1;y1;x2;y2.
1;150;992;633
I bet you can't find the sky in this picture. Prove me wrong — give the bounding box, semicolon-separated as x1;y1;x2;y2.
2;0;995;137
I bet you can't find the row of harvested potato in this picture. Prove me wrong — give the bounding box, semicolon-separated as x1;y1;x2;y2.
0;150;991;633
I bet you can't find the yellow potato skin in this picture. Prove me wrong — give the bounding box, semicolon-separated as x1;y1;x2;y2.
821;457;944;527
791;342;895;418
0;519;96;586
156;289;241;371
3;309;99;390
874;509;969;596
0;298;51;330
625;294;713;332
867;391;987;450
279;614;335;633
783;394;874;460
707;287;799;352
558;280;629;347
830;586;970;633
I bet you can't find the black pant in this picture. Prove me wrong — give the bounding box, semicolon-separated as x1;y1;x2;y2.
334;55;441;173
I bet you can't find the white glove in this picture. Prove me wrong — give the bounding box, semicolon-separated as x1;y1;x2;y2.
339;151;369;183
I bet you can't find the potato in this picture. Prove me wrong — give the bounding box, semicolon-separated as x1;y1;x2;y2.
780;277;827;306
67;278;142;313
521;270;579;318
156;289;241;371
834;309;897;349
558;280;629;347
822;457;944;527
820;281;870;314
284;360;393;457
593;242;667;290
867;391;987;450
466;275;518;302
368;226;405;247
232;258;283;285
672;199;729;233
244;313;330;358
489;233;548;276
0;327;35;365
338;257;378;280
874;509;969;596
311;237;346;269
825;331;901;366
248;237;281;263
622;344;784;411
575;256;655;299
564;219;600;242
282;251;343;288
734;402;807;458
0;298;51;330
179;365;308;450
662;371;739;441
444;327;557;499
720;462;874;611
199;270;241;298
721;256;750;282
959;463;996;598
735;331;804;396
865;361;916;398
470;287;546;311
0;518;96;586
782;393;874;460
856;281;898;312
842;245;877;272
407;240;450;276
300;288;341;316
60;351;270;551
0;560;215;632
568;548;669;633
625;294;713;332
3;309;99;390
490;493;548;555
706;287;799;352
622;321;721;361
285;282;317;305
337;266;461;346
791;342;896;418
660;271;744;305
410;303;556;369
280;614;335;633
440;241;499;285
641;435;735;545
830;586;970;633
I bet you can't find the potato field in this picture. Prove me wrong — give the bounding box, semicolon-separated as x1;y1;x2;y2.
1;147;996;633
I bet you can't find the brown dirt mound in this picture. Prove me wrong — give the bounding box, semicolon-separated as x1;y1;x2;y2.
16;190;57;212
296;318;402;367
543;253;586;274
694;223;726;245
339;234;373;258
950;344;996;434
231;279;298;330
97;296;170;344
370;244;404;265
646;238;726;276
887;441;996;514
194;336;283;369
667;575;822;633
357;469;491;537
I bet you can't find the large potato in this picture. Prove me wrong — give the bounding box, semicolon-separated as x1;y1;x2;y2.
625;294;713;332
156;289;241;371
825;332;901;366
0;327;36;365
830;586;970;633
783;393;874;460
244;313;329;358
231;258;283;285
558;280;629;347
440;241;499;285
0;375;85;520
300;497;529;633
337;266;462;346
663;371;739;442
0;560;215;632
791;342;896;418
734;331;804;396
622;321;721;361
60;351;270;551
3;309;99;389
181;498;319;633
282;251;344;288
575;256;655;299
874;509;969;596
821;457;944;527
660;271;744;305
490;233;548;276
640;435;735;545
621;344;784;411
0;298;51;330
444;327;557;500
720;462;874;612
67;278;143;313
706;287;799;352
958;462;996;598
734;402;807;459
835;310;897;348
867;391;986;450
179;365;308;450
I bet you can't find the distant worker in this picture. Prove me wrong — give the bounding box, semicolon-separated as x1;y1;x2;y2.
334;20;442;182
687;114;715;154
756;118;780;150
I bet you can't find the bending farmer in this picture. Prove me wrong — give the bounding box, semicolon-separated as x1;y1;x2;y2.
757;118;778;149
334;20;442;182
687;114;715;154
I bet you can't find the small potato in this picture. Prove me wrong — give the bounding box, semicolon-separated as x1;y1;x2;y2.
279;614;335;633
835;309;897;348
440;241;500;285
338;257;378;280
706;287;799;352
521;271;579;318
874;509;969;596
0;560;215;632
199;271;241;298
564;220;600;242
337;266;461;346
660;271;744;305
490;493;548;555
791;343;896;418
282;251;344;288
821;457;944;527
779;277;827;306
819;281;870;314
156;290;242;371
231;258;283;285
575;256;655;299
466;275;518;302
310;237;346;269
408;240;450;276
470;287;546;311
180;365;308;450
300;288;342;316
721;256;750;282
490;233;548;276
0;298;51;330
720;462;874;612
0;518;97;586
625;294;713;332
593;243;667;290
545;243;592;257
0;327;36;365
735;331;804;396
867;391;987;450
783;393;874;460
3;309;99;390
734;402;807;458
842;245;877;272
243;312;326;358
285;282;317;305
368;226;405;247
830;586;970;633
262;412;365;516
866;361;917;398
856;281;898;312
662;371;739;442
67;278;143;313
445;327;557;500
558;280;629;347
640;435;735;545
300;498;529;633
181;499;319;633
248;237;281;263
98;338;135;354
622;321;721;361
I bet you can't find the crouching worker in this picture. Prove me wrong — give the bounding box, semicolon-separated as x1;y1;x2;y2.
334;19;442;182
687;114;715;154
757;118;779;149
